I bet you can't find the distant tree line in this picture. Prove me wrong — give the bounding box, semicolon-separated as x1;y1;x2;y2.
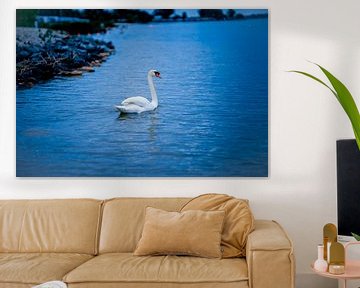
37;9;154;23
197;9;244;20
17;9;251;26
16;9;266;33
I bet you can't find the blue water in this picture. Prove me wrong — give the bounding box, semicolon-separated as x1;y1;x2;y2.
16;19;268;177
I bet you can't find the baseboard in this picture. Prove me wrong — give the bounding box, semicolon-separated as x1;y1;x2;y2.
296;273;337;288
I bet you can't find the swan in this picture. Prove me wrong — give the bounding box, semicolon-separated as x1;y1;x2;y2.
115;69;161;114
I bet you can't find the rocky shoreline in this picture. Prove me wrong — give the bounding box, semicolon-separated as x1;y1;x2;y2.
16;28;115;88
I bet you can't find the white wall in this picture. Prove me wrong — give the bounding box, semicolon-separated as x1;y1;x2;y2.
1;0;359;287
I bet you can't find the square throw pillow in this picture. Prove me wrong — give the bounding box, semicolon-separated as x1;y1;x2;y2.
181;193;255;258
134;207;225;258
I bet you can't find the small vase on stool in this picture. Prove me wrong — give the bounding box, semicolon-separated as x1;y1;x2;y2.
314;244;328;272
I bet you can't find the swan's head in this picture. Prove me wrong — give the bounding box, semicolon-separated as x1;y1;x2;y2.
149;69;161;78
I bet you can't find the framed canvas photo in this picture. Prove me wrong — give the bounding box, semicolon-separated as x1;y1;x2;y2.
16;9;268;177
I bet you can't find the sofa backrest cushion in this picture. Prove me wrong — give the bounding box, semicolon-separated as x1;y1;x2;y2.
99;198;189;253
181;194;254;258
0;199;102;254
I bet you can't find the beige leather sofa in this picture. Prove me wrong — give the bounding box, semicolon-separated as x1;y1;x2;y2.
0;198;295;288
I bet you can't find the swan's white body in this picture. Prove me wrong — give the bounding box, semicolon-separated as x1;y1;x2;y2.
115;70;160;114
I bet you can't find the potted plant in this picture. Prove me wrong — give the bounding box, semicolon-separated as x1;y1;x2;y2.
290;63;360;240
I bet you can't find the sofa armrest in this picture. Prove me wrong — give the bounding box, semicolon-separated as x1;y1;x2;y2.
246;220;295;288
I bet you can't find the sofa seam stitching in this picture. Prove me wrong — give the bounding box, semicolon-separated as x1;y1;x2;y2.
94;201;104;255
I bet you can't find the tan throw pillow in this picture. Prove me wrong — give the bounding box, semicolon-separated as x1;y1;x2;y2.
181;194;254;258
134;207;225;258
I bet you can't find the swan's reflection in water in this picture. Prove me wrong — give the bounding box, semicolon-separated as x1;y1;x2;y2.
117;110;158;144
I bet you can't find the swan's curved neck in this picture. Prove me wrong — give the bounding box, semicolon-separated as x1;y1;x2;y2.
148;75;158;107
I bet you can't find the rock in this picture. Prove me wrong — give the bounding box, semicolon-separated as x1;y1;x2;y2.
90;61;100;67
106;41;115;49
79;66;95;72
16;28;115;88
17;50;31;59
72;56;87;67
27;45;41;54
85;44;97;52
99;52;110;58
54;45;70;53
31;53;43;62
59;70;83;76
76;48;88;54
76;43;89;50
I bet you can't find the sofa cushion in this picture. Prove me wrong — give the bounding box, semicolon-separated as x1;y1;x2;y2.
0;253;93;285
181;194;254;258
99;198;190;253
134;207;225;258
0;199;103;254
63;253;248;285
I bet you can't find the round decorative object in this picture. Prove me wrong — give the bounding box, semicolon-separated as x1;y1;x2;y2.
329;264;345;275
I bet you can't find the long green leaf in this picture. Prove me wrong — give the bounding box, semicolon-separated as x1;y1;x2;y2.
316;64;360;150
289;70;337;99
290;64;360;150
351;232;360;241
